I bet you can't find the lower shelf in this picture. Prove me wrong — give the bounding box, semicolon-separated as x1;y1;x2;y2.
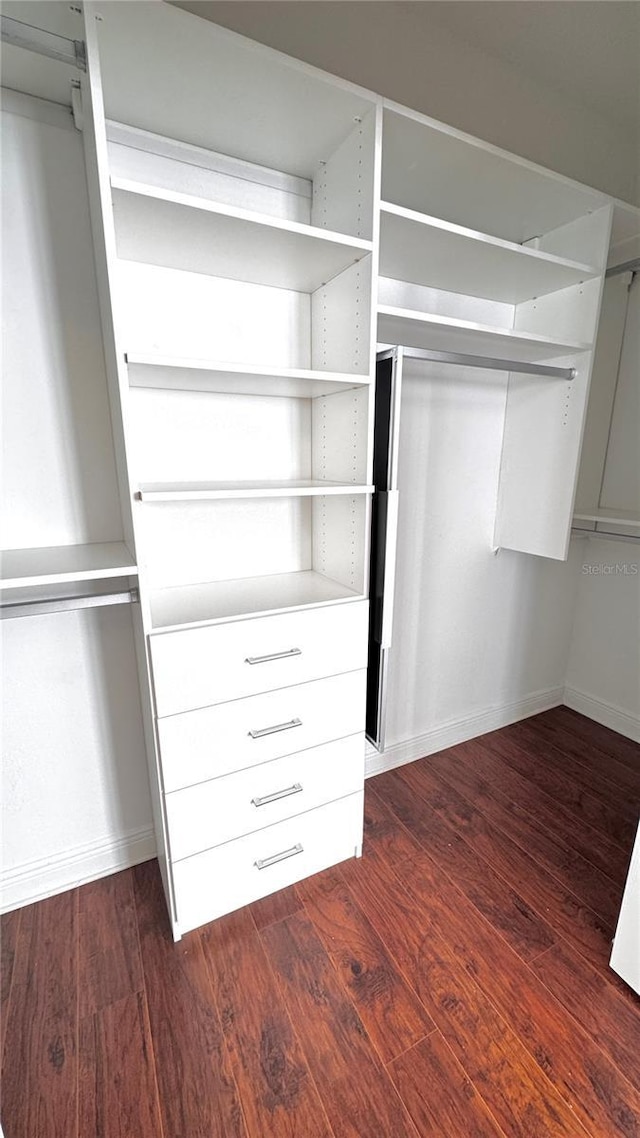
148;570;363;631
0;542;137;590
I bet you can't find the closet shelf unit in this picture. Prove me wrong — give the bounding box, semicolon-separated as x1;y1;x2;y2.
137;481;374;501
379;201;599;305
377;305;591;363
125;354;371;396
148;569;365;632
111;178;372;292
0;542;137;590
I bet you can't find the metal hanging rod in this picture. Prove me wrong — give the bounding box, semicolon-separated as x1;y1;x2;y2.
606;257;640;278
0;14;86;70
571;527;640;545
395;346;576;381
0;587;139;620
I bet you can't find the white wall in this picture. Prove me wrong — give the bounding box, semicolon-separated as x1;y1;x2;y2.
0;97;153;911
565;274;640;741
174;1;639;206
367;358;581;774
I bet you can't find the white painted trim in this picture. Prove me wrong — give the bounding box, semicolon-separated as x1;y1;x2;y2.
563;686;640;744
365;686;564;778
1;86;75;130
0;826;156;914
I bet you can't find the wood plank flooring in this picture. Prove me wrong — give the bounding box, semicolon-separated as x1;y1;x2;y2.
2;707;639;1137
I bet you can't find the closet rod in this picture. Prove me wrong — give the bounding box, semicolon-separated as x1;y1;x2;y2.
398;346;575;381
0;15;86;70
571;527;640;545
606;257;640;278
0;588;139;620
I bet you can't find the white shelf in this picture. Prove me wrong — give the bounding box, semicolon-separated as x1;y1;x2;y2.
380;202;597;305
137;481;374;502
111;178;372;292
0;542;137;590
377;305;590;363
382;107;608;244
125;353;370;397
148;570;363;631
573;509;640;527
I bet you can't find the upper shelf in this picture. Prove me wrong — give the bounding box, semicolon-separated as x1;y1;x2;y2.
111;178;372;292
125;353;370;397
382;106;608;245
573;509;640;528
137;481;373;502
379;202;598;305
0;542;137;590
377;305;590;363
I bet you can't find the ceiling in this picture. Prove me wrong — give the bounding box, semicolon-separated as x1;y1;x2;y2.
173;1;640;137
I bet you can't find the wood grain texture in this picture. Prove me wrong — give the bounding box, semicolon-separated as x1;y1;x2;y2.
386;759;619;970
132;859;247;1138
2;709;637;1138
545;707;640;772
478;726;637;851
376;773;556;961
78;992;163;1138
531;942;640;1091
201;903;332;1138
78;869;144;1017
388;1031;508;1138
261;912;419;1137
2;891;78;1138
296;864;435;1063
1;907;21;1059
341;849;593;1138
247;885;303;932
419;742;623;925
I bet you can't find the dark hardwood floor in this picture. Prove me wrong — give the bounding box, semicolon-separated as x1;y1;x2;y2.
2;707;639;1137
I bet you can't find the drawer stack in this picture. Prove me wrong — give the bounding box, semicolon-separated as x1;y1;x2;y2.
150;601;368;936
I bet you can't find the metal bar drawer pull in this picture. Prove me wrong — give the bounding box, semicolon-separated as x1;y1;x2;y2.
251;782;303;808
245;648;302;665
255;842;303;870
248;717;302;740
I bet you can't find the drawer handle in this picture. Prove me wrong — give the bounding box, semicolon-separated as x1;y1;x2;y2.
245;648;302;665
255;842;303;870
252;782;303;808
248;717;302;740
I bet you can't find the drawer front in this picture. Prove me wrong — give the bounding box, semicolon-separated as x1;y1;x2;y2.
165;733;364;860
158;669;366;792
149;600;368;717
172;790;364;935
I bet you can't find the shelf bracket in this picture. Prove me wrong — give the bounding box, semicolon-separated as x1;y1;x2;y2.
1;15;86;71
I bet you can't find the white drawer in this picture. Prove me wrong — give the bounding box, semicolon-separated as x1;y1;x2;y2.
158;669;366;792
172;790;364;935
165;733;364;860
149;600;368;717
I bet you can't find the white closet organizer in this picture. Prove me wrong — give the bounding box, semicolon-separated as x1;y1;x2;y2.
76;1;379;938
379;105;614;560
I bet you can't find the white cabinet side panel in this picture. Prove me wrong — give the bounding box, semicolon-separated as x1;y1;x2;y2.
1;106;122;549
600;273;640;516
610;822;640;996
574;273;632;513
311;109;376;240
312;387;370;484
311;257;372;374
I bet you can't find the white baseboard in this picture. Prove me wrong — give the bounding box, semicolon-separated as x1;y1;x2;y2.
365;686;564;778
1;825;156;914
563;686;640;744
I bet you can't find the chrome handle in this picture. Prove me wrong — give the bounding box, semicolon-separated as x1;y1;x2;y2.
251;782;303;808
245;648;301;665
248;717;302;740
255;842;303;870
